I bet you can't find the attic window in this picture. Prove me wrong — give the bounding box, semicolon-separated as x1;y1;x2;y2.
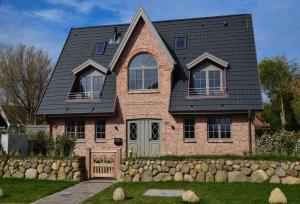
94;42;106;55
175;37;186;49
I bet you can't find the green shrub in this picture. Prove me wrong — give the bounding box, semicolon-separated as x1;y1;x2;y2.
55;134;75;157
28;131;54;155
256;130;300;155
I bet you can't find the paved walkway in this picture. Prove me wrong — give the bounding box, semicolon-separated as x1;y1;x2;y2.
32;179;115;204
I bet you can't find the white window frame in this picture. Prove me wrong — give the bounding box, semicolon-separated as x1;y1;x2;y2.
79;69;105;98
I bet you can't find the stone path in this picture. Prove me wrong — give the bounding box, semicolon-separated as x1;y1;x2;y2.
32;179;115;204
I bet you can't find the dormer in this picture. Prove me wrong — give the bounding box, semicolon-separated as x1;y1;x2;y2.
186;52;229;97
68;59;107;100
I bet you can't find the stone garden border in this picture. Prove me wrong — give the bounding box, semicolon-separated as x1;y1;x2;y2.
0;157;85;181
118;159;300;184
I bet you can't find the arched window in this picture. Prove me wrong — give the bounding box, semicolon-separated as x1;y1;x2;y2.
128;53;158;91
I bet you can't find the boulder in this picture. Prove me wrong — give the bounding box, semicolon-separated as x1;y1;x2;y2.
169;168;176;176
153;173;163;182
58;167;66;180
37;164;44;174
174;172;183;181
281;176;300;184
132;173;140;182
205;172;214;182
113;188;125;201
215;171;228;182
195;164;202;172
266;168;275;177
129;168;139;176
120;164;129;172
51;162;59;171
225;160;233;166
190;169;197;178
182;190;199;203
71;161;79;170
25;168;37;179
286;169;298;177
250;164;259;171
161;166;169;172
209;164;217;175
228;171;248;182
184;174;194;182
73;171;81;181
201;163;209;172
141;170;153;182
251;170;269;183
18;165;25;173
124;174;131;182
48;172;57;180
241;168;252;176
13;171;24;178
275;167;286;177
269;175;280;184
294;165;300;171
196;172;205;182
44;166;52;174
176;163;183;172
38;173;49;180
181;164;190;174
162;173;172;181
268;188;287;204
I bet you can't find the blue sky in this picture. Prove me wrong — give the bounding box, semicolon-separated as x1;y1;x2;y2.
0;0;299;65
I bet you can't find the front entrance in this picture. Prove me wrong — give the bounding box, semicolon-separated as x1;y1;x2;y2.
127;119;161;157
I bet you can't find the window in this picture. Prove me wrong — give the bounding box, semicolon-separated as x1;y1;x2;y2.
175;37;186;49
184;119;195;139
95;121;106;139
190;66;224;95
151;122;159;140
128;53;158;91
129;123;137;140
208;118;231;140
94;42;106;55
80;74;104;98
65;121;85;139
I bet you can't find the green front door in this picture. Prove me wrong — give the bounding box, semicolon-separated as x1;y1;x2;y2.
127;119;161;157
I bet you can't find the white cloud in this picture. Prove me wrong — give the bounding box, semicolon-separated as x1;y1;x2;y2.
32;9;65;22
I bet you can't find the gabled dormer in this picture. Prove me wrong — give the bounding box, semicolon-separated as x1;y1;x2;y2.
68;59;107;100
186;52;229;97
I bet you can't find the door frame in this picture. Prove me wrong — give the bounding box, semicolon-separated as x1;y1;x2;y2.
126;118;162;157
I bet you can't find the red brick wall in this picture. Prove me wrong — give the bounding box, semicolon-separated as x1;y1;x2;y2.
49;18;255;157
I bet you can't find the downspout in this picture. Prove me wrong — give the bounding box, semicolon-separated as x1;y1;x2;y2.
248;110;253;155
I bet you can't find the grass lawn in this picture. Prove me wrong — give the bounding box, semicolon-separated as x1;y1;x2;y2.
84;181;300;204
0;178;76;203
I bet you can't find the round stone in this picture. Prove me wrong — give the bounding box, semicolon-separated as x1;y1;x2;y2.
113;188;125;201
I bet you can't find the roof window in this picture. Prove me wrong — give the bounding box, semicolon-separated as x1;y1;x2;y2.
94;42;106;55
174;36;186;49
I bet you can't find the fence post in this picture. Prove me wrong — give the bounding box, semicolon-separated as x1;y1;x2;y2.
114;148;122;179
86;148;91;180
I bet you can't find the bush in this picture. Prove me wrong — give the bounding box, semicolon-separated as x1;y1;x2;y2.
28;132;75;157
55;134;75;157
256;130;300;155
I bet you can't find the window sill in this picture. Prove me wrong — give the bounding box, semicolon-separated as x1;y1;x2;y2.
128;90;159;94
76;139;85;143
186;94;228;100
95;139;106;143
208;139;233;143
184;139;196;143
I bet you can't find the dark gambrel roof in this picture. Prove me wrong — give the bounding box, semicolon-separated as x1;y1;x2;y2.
36;13;262;116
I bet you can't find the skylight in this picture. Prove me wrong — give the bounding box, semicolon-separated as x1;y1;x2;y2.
94;42;106;55
174;36;186;49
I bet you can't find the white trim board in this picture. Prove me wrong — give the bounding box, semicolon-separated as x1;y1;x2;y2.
72;59;108;75
109;6;176;71
186;52;229;69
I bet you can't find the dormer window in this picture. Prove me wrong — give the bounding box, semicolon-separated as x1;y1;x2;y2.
128;53;158;91
69;59;107;100
190;66;223;95
186;52;229;97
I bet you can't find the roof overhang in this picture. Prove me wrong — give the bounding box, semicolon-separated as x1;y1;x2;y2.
72;59;108;75
186;52;229;69
109;6;176;71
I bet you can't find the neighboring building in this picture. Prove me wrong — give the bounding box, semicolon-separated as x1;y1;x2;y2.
36;7;262;157
0;106;10;133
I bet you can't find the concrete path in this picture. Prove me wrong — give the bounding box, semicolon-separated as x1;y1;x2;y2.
32;179;115;204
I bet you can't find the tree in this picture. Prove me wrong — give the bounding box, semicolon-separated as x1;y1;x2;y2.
0;44;52;125
259;55;299;129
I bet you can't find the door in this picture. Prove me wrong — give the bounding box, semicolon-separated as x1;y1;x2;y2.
127;119;161;157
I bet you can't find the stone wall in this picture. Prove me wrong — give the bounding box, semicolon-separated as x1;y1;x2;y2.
0;157;85;181
119;159;300;184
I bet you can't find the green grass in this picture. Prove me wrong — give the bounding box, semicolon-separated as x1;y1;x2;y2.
83;182;300;204
125;154;300;162
0;178;76;203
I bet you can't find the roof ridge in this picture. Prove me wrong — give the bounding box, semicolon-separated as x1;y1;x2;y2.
71;13;251;30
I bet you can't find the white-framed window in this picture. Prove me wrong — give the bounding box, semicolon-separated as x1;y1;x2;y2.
65;121;85;139
128;53;158;91
79;70;104;98
184;118;195;139
95;121;106;139
190;65;224;95
208;118;231;140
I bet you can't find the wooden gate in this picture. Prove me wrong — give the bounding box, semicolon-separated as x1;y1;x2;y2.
86;148;121;179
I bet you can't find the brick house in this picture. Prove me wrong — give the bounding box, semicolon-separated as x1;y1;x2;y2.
36;7;262;157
